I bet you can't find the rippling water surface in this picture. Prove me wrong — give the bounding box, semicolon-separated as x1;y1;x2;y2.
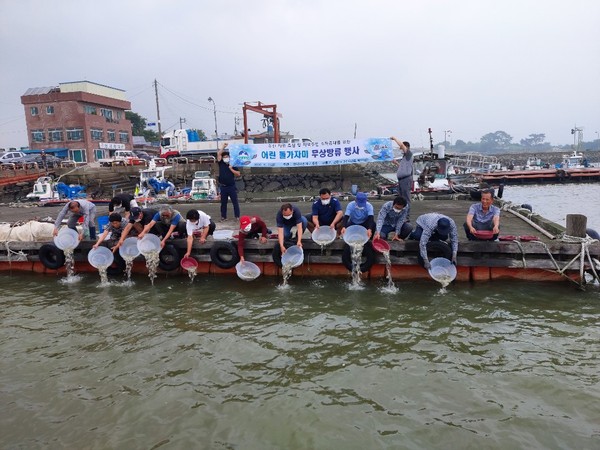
504;183;600;229
1;273;599;449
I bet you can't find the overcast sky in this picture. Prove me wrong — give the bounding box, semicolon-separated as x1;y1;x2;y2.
1;0;599;149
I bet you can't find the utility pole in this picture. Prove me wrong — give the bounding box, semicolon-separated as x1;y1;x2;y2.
208;97;218;145
179;117;186;129
154;79;162;137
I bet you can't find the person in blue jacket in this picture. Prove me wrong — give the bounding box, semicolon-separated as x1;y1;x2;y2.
340;192;375;239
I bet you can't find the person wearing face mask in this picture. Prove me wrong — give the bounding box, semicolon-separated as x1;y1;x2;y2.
340;192;375;239
276;203;307;254
217;143;241;222
305;188;344;234
237;215;270;262
373;196;413;242
409;212;459;269
115;207;159;247
183;209;215;258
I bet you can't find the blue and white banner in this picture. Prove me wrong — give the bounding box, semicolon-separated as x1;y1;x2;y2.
228;138;394;168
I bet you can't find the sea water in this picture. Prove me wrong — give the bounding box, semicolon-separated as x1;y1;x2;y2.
1;274;598;449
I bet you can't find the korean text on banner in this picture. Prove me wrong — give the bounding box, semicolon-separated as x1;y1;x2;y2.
228;138;393;168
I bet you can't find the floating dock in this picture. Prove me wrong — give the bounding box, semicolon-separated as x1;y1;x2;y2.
1;196;599;287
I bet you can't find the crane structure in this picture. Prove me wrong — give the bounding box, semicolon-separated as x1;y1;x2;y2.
242;102;282;144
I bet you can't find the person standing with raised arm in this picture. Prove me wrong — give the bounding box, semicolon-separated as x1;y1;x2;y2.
391;136;413;219
217;142;241;222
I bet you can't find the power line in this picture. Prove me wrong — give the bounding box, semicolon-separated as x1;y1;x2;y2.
156;81;238;115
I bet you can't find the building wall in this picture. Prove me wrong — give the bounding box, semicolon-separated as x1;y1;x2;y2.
21;86;133;163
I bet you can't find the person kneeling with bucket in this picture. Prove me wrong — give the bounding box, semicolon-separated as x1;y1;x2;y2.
238;215;270;262
184;209;216;259
409;213;458;270
373;196;413;242
93;213;129;253
464;189;500;241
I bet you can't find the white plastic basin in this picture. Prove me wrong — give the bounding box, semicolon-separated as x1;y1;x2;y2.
428;257;457;283
281;245;304;268
343;225;369;246
54;228;79;250
119;237;141;259
235;261;261;281
137;234;161;254
88;246;114;269
312;227;336;246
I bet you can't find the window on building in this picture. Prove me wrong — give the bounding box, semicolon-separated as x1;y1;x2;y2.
91;128;103;141
46;105;54;115
119;131;129;143
116;111;122;120
84;105;97;115
66;128;84;141
48;128;63;142
100;108;113;120
32;129;45;142
69;149;87;163
30;107;39;116
107;130;116;142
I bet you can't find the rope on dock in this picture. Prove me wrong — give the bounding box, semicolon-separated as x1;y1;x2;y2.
532;236;600;287
512;239;527;268
502;203;556;239
2;222;29;265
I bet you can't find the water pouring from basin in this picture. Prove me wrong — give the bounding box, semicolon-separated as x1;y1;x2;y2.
312;227;336;251
137;234;161;284
54;228;80;251
343;225;369;287
372;238;396;292
119;237;140;281
280;245;303;286
181;256;199;281
88;246;114;284
54;228;80;277
428;257;457;288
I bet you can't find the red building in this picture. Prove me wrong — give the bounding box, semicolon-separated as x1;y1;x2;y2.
20;81;133;163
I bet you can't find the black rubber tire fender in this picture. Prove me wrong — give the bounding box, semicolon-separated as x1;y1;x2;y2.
39;243;66;270
417;240;453;267
159;244;182;271
209;241;239;269
107;251;127;276
342;243;375;273
586;228;600;240
520;204;533;212
272;240;295;267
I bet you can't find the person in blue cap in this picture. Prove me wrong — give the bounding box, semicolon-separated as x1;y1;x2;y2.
409;213;458;269
341;192;375;238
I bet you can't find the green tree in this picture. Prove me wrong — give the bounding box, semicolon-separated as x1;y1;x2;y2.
520;133;546;147
480;131;512;152
126;111;160;142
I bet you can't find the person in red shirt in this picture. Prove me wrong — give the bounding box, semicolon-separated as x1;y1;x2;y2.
237;215;270;262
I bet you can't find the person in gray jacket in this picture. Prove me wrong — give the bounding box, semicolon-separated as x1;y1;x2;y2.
391;136;413;218
53;199;97;240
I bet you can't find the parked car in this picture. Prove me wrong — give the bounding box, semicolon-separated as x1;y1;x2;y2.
0;151;27;163
27;154;64;168
133;150;153;161
0;151;39;169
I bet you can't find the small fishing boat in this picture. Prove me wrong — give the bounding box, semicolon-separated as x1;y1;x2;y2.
189;171;218;200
